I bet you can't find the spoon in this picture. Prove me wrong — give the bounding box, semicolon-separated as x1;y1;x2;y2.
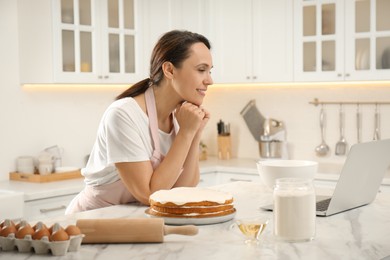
373;104;381;140
335;104;348;156
356;104;361;143
315;106;330;156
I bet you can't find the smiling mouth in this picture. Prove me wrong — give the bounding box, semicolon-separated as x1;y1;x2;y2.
197;89;207;95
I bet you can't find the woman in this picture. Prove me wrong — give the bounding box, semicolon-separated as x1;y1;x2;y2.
65;30;213;214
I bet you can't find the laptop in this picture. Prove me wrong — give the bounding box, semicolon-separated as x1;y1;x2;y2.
261;139;390;217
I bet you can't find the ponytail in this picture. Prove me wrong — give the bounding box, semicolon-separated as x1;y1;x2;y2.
116;78;151;100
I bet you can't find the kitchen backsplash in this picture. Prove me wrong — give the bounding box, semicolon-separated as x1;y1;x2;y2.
201;84;390;165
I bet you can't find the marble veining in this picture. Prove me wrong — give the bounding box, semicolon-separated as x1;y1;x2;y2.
0;181;389;260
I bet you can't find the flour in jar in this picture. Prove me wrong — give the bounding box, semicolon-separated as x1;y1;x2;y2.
274;190;316;242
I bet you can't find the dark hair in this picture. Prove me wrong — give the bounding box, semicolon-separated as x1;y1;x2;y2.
116;30;211;100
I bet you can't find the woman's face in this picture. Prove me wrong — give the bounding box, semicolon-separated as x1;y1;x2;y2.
171;42;213;106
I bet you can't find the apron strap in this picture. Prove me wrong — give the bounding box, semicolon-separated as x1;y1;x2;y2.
145;87;163;168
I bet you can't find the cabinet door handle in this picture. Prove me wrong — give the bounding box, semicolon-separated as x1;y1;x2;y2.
39;205;67;213
345;73;350;77
104;75;109;79
230;178;252;182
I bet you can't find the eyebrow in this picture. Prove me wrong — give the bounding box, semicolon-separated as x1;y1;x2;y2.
196;63;213;68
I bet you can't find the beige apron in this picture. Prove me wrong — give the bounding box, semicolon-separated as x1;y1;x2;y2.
65;87;166;214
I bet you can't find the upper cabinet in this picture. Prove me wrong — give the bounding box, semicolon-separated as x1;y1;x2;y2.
143;0;212;75
294;0;390;82
209;0;293;83
18;0;145;84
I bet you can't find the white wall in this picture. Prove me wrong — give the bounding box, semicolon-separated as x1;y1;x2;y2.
1;1;390;181
0;1;120;181
201;85;390;167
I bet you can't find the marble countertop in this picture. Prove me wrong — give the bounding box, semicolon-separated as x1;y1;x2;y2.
1;181;389;260
0;178;85;201
0;157;389;202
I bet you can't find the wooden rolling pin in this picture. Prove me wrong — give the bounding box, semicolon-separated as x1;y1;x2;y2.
76;218;198;243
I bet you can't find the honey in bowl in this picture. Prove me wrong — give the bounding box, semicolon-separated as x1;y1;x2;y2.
234;217;269;245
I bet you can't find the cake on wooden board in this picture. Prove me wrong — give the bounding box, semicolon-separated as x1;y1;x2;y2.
147;187;236;218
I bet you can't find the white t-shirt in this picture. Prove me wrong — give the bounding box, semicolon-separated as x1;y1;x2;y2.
82;97;175;186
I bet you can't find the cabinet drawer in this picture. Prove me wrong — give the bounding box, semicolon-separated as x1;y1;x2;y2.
24;194;77;220
198;172;218;187
217;172;260;184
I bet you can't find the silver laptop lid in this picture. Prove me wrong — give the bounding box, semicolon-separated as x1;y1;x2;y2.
326;139;390;216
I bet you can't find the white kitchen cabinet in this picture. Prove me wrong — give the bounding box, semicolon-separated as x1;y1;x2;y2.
209;0;293;83
217;172;260;184
24;194;76;221
198;171;260;187
143;0;212;74
18;0;146;84
294;0;390;82
198;172;218;187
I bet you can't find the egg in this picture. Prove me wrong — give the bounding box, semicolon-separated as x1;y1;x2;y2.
48;223;64;234
32;227;51;240
0;225;17;237
15;220;31;231
50;229;69;241
16;225;35;239
33;221;48;231
0;219;15;229
65;225;81;236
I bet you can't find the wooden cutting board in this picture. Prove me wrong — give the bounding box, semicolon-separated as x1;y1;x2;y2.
9;169;82;183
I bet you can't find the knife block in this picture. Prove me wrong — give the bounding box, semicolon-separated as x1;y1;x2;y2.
218;135;231;160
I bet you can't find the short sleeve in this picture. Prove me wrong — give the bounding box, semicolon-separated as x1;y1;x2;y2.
103;107;150;164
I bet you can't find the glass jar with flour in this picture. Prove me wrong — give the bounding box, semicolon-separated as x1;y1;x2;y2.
273;178;316;242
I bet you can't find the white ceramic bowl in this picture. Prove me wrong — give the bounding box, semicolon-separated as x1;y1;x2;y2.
256;160;318;189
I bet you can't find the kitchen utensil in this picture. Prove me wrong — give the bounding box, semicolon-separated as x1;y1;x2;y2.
76;218;198;243
240;100;265;142
356;104;362;143
315;106;330;156
373;104;381;140
335;105;348;156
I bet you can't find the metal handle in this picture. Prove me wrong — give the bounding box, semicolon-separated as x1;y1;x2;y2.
104;75;109;79
229;178;252;182
39;205;67;213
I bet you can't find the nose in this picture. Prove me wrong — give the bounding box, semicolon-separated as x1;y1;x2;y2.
204;72;213;85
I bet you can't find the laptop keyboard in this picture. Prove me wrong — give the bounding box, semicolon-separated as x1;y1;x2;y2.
316;198;331;211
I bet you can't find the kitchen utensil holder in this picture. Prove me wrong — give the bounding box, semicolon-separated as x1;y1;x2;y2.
218;135;231;160
309;98;390;106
